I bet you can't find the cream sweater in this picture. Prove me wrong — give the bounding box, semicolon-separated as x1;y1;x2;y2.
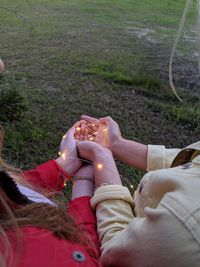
91;141;200;267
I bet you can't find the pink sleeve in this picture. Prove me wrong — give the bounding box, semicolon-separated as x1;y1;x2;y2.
22;160;70;191
67;196;100;257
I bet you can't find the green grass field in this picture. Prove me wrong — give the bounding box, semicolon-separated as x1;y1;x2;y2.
0;0;199;188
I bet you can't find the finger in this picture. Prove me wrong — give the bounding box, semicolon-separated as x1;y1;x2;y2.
73;121;81;128
83;127;89;140
79;119;87;126
66;128;75;140
79;125;86;141
87;134;95;141
99;116;116;128
81;115;99;124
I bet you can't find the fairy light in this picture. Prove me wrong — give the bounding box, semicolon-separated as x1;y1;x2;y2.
97;163;103;170
61;153;66;160
94;132;97;135
102;128;107;132
58;151;61;156
63;134;66;139
76;127;81;131
89;137;94;141
92;123;95;127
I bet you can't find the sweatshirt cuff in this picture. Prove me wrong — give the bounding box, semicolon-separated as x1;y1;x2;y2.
90;185;134;210
147;144;166;171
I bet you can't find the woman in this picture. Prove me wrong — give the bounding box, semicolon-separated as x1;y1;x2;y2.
0;125;102;267
76;115;200;267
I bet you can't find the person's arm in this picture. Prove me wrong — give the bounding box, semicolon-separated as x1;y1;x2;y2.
80;115;181;171
22;159;70;191
22;125;82;191
68;165;100;258
92;189;185;267
67;196;100;259
111;138;148;171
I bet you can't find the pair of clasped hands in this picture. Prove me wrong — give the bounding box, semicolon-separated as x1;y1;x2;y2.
56;115;122;197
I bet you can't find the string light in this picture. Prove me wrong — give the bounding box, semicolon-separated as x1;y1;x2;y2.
58;151;61;156
89;137;94;141
63;134;66;139
97;163;103;170
61;153;66;160
94;132;97;135
76;127;81;131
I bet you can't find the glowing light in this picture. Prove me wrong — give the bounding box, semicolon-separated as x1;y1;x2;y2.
76;127;81;131
64;180;67;187
102;128;107;132
63;134;66;139
61;153;66;160
89;137;94;141
92;124;95;127
58;151;61;156
130;184;134;189
97;163;103;170
94;132;97;135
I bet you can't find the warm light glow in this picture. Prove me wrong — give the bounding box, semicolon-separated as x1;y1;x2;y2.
130;184;134;189
89;137;94;141
64;180;67;187
94;132;97;135
63;134;66;139
97;163;103;170
61;153;66;160
58;151;61;156
76;127;81;131
92;124;95;127
102;128;107;132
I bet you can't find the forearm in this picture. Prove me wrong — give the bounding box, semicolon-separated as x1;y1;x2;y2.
91;185;134;248
112;138;148;171
93;148;122;188
71;180;94;200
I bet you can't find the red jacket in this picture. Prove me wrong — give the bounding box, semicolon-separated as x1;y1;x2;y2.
1;160;102;267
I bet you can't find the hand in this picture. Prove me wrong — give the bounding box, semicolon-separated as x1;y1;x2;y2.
80;115;122;152
77;140;122;188
56;123;82;175
77;140;112;162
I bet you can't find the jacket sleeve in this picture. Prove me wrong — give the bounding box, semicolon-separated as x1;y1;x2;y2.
90;185;192;267
22;160;70;191
147;144;181;171
67;196;101;258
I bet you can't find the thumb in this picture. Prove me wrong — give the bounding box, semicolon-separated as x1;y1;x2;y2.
66;126;75;139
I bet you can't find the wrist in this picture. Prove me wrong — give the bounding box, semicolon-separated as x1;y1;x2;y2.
71;180;94;200
56;156;81;176
110;136;124;158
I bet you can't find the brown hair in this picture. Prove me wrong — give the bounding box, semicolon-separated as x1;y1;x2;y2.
0;128;96;266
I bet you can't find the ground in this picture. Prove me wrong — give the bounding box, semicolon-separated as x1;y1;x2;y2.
0;0;199;189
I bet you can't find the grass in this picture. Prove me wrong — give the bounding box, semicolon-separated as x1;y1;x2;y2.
0;0;199;187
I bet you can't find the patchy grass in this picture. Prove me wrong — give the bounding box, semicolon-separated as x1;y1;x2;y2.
0;0;199;186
